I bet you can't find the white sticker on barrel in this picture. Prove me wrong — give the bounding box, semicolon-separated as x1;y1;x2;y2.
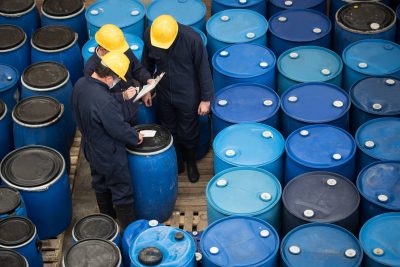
140;130;157;138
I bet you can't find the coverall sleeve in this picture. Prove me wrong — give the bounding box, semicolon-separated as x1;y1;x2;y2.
193;40;214;101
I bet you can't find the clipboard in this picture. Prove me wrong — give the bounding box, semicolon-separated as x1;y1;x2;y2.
133;72;165;102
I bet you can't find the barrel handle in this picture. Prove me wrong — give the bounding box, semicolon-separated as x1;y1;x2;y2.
36;240;43;252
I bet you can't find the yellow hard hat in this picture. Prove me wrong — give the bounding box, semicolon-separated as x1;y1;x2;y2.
95;24;129;53
150;15;178;49
101;51;129;82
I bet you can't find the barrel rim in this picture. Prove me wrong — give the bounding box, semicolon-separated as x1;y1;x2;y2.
21;62;70;91
72;213;120;243
269;0;325;9
0;187;22;216
41;3;85;20
0;249;28;267
31;29;78;53
0;0;36;17
126;131;174;156
0;64;19;93
0;25;27;52
0;216;37;249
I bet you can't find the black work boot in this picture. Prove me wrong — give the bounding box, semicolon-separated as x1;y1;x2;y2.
115;204;136;233
185;148;200;183
174;143;185;174
95;192;116;218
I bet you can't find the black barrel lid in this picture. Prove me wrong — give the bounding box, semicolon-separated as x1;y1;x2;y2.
1;146;64;188
0;217;35;247
338;2;395;32
0;187;21;215
0;25;25;50
0;0;34;14
138;247;163;266
0;100;5;118
23;62;68;89
14;96;62;125
32;26;75;50
43;0;84;17
0;249;27;267
73;214;117;241
127;124;172;154
64;239;120;267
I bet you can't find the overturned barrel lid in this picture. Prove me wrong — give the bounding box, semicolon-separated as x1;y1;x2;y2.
0;187;22;216
0;0;34;15
0;25;26;50
32;26;76;50
13;96;62;125
22;62;69;89
64;239;121;267
127;124;172;154
0;100;5;118
73;214;118;242
0;216;35;247
0;249;28;267
42;0;84;17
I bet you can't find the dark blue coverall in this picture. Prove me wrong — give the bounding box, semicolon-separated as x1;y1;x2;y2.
141;24;214;149
72;76;139;205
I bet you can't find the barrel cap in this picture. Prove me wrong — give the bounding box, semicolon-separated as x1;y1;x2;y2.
43;0;84;17
269;9;331;42
359;213;400;266
206;9;268;43
22;62;69;89
0;216;35;247
32;26;76;50
201;216;279;266
0;187;21;215
281;223;362;266
0;100;5;118
64;239;121;267
0;146;64;188
146;0;206;26
213;0;264;8
0;0;34;14
0;25;26;50
127;124;172;154
13;96;62;125
73;214;118;242
270;0;325;9
0;64;19;93
138;247;163;266
0;249;27;267
355;118;400;161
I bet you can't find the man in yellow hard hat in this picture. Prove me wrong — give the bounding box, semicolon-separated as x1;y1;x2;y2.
141;15;214;183
72;51;143;230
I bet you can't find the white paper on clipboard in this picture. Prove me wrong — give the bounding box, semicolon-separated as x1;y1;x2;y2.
133;72;165;102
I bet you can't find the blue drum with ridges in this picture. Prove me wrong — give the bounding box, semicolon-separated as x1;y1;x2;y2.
0;187;27;219
0;64;19;113
211;0;267;17
0;101;13;160
268;0;326;18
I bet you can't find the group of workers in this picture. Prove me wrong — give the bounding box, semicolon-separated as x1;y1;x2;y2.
72;15;214;229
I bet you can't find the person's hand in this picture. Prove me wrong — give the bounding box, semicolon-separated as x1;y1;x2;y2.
142;92;152;107
122;87;138;101
147;79;156;85
137;132;144;145
198;101;211;116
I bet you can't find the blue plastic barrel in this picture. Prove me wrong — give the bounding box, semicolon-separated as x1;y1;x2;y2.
359;212;400;267
342;39;400;91
281;223;363;267
206;167;282;230
0;64;19;113
197;115;211;160
0;146;72;240
126;124;177;222
213;123;285;181
330;0;391;22
350;77;400;133
268;0;326;18
0;101;13;160
81;34;144;65
201;216;279;267
335;2;397;55
211;0;267;17
268;9;332;57
130;226;196;267
122;219;160;267
282;172;360;235
355;118;400;171
277;46;343;95
146;0;206;32
0;187;27;219
0;249;29;267
285;124;357;185
85;0;145;39
206;9;268;60
0;0;40;39
0;25;30;75
212;44;276;92
0;216;43;267
63;239;122;267
31;25;83;85
193;27;207;46
212;83;280;137
281;82;350;137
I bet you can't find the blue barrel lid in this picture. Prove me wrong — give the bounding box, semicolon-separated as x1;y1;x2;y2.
286;124;356;168
269;9;331;42
130;226;195;266
192;27;207;47
207;167;281;216
213;123;285;167
270;0;325;9
146;0;206;26
281;223;363;267
85;0;145;28
201;216;279;266
212;44;276;78
206;9;268;44
356;118;400;161
357;161;400;211
342;39;400;76
213;0;265;8
359;213;400;266
350;77;400;116
278;46;342;83
212;83;280;124
0;64;18;93
281;82;350;123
